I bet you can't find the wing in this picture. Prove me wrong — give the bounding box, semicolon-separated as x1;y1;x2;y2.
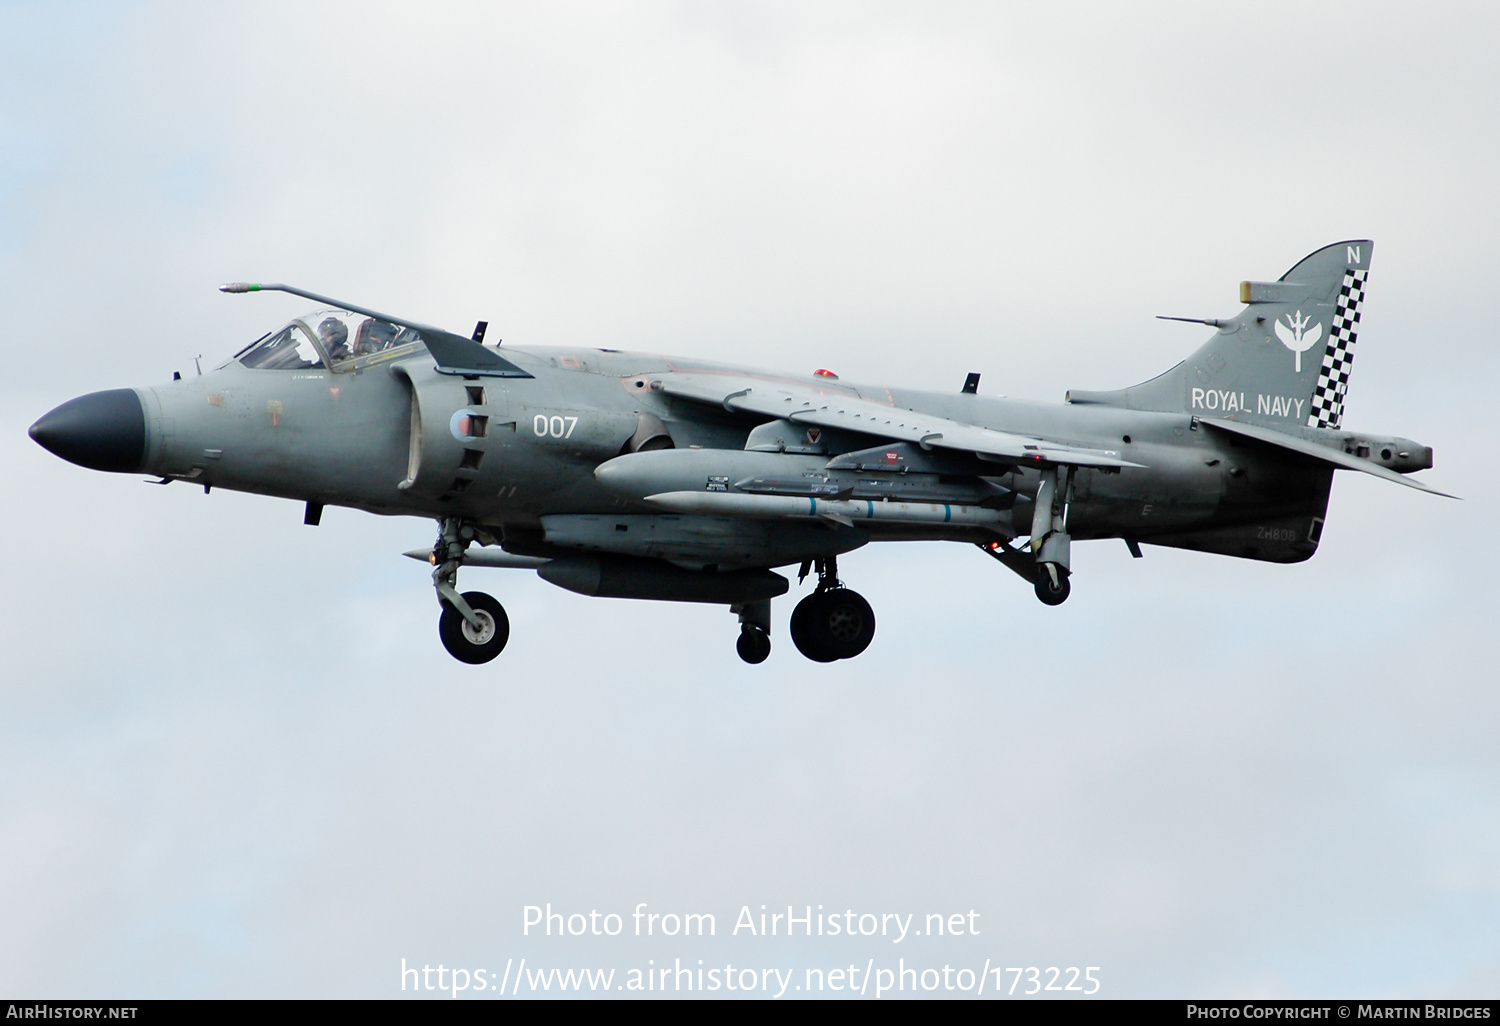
658;372;1145;469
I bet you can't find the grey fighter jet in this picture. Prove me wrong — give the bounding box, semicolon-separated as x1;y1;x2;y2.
29;240;1448;665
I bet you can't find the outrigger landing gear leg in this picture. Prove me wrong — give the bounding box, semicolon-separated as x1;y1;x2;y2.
1035;559;1070;605
789;555;877;662
1030;466;1073;606
432;517;510;664
733;600;772;664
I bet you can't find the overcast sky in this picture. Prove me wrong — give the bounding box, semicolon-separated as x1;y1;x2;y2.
2;0;1497;999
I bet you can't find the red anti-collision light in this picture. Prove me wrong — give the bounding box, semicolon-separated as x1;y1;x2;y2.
813;369;838;378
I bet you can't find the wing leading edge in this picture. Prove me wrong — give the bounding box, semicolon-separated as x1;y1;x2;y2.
659;373;1144;470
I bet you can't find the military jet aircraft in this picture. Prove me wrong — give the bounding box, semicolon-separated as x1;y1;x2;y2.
29;240;1449;666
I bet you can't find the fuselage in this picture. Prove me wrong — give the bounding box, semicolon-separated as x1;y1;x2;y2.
123;340;1346;564
26;242;1444;665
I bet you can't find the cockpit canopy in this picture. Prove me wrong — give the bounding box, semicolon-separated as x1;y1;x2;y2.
236;310;424;371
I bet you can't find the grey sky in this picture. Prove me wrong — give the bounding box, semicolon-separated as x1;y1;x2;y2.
2;1;1497;998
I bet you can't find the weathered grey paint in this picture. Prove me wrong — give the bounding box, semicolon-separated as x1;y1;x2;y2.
36;240;1446;605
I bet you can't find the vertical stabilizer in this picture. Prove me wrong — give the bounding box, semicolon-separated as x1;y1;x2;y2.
1067;241;1373;431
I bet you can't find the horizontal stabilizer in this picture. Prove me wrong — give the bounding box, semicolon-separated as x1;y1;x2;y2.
659;373;1145;470
1198;418;1457;498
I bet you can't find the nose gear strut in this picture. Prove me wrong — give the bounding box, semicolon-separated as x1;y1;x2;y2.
432;517;482;628
430;517;510;663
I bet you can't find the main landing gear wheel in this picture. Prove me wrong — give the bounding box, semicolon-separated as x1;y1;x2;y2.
791;589;876;662
736;625;771;664
439;590;510;664
1034;563;1071;606
789;593;835;662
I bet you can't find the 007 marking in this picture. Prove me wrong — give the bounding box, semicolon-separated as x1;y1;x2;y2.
533;414;578;439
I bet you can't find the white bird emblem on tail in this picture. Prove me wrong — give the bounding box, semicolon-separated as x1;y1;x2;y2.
1274;310;1323;373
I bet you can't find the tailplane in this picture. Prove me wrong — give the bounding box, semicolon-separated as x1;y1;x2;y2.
1068;240;1373;431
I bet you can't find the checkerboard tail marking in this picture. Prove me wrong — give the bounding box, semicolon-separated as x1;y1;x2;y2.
1306;269;1368;429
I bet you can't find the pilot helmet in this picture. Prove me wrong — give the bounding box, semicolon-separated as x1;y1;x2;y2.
317;316;349;349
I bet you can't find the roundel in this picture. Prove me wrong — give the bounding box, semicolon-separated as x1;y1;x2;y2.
449;409;478;442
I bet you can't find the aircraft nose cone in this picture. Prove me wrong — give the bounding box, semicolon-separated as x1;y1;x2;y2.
29;389;147;473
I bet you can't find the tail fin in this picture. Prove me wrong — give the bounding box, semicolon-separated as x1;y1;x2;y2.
1068;240;1373;430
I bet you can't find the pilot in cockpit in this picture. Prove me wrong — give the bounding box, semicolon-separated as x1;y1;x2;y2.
356;318;399;357
317;317;351;361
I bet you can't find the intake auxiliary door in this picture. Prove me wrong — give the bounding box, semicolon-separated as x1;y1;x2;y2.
392;364;495;501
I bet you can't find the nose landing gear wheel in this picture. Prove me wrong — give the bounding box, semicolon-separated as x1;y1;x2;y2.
791;589;876;662
736;625;771;664
439;591;510;663
1034;563;1070;606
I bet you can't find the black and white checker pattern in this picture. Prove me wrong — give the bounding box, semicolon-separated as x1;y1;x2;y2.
1306;269;1368;429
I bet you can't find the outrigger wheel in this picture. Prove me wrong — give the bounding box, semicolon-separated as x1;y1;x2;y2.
1034;563;1071;606
439;590;510;663
790;588;876;662
736;625;772;664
